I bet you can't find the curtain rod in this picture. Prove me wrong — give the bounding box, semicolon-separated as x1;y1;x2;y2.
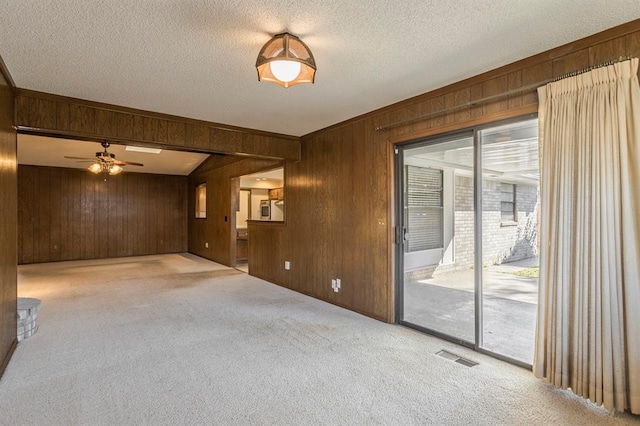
375;55;633;132
552;55;632;81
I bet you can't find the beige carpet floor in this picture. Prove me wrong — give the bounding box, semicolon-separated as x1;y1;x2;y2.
1;253;638;425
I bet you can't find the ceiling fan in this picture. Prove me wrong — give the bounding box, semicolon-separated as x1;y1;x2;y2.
64;141;144;177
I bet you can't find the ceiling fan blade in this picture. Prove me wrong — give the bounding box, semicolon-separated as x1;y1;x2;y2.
114;160;144;167
64;156;95;160
64;144;143;168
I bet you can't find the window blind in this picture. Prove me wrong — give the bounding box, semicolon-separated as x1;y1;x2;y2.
405;166;443;252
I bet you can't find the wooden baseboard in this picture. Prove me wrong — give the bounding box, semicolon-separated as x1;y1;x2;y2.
0;338;18;380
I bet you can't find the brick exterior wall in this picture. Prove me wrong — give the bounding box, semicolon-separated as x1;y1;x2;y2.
453;176;475;270
439;175;538;273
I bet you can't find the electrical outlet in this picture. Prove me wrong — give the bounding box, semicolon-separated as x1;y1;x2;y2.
332;279;340;293
284;261;291;270
336;278;341;289
205;242;209;248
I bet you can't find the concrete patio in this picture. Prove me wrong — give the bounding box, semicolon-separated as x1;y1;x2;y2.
404;259;538;364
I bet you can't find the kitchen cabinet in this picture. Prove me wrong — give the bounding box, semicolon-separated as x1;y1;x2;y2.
268;187;284;201
236;229;248;263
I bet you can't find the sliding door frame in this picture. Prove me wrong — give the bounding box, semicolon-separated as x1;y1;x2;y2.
394;129;476;349
394;114;538;369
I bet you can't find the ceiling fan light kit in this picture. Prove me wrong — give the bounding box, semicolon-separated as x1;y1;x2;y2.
88;162;123;176
87;163;102;174
64;141;143;179
256;32;316;88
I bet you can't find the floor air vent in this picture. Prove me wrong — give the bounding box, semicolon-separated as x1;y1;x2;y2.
436;350;478;367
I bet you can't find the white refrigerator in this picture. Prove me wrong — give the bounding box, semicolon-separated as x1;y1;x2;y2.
270;200;284;221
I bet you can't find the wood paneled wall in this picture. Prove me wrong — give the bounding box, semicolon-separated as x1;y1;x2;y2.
376;21;640;144
188;156;281;266
14;89;301;161
248;20;640;323
248;221;286;283
0;56;17;377
249;121;389;321
18;166;188;264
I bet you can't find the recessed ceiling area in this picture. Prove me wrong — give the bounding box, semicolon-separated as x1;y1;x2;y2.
1;1;639;136
17;135;210;176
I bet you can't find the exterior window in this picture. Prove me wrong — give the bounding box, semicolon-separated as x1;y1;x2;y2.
195;183;207;218
500;183;516;222
405;166;443;252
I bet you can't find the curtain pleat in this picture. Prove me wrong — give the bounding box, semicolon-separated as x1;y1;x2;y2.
534;58;640;415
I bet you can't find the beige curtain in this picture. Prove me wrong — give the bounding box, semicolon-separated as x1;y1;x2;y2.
534;58;640;414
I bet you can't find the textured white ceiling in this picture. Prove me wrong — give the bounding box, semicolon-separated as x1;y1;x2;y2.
1;1;640;137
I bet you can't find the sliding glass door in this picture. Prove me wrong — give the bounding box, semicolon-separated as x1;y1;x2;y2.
397;117;539;366
479;119;539;364
399;132;475;345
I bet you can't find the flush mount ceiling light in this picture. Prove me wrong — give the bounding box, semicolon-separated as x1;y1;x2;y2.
256;32;316;88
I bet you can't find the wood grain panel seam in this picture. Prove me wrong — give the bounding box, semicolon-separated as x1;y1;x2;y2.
0;338;17;380
18;165;188;264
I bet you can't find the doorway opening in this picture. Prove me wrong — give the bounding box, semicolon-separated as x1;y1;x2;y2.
396;116;539;367
232;167;285;272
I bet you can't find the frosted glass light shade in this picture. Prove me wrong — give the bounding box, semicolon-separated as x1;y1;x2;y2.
270;60;301;83
88;162;123;175
88;163;102;174
256;32;316;88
